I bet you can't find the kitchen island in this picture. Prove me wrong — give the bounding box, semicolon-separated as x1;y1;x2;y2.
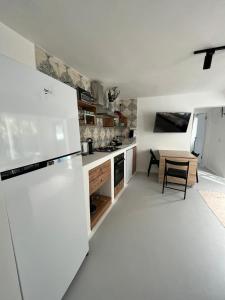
82;143;137;238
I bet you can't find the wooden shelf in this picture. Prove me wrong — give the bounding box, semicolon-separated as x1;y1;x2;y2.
79;123;96;127
114;125;127;128
78;99;96;109
103;117;114;127
78;99;97;126
90;195;111;229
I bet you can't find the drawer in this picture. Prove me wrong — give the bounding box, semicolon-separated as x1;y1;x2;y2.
89;160;111;195
89;176;102;195
89;171;110;195
89;160;110;182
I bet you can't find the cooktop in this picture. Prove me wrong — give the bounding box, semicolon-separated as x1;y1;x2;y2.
95;146;120;152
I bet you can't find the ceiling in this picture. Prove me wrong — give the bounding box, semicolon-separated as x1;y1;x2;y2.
0;0;225;98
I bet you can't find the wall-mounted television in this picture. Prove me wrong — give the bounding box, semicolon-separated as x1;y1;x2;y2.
153;112;191;132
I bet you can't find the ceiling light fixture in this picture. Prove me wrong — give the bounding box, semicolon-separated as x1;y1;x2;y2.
194;45;225;70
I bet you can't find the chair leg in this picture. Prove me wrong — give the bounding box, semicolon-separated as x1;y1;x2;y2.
162;174;166;194
196;170;199;183
184;178;188;200
148;160;152;176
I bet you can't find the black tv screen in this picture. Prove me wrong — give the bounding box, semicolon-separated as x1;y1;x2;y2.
153;112;191;132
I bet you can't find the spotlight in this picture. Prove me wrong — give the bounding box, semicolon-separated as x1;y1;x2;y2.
194;45;225;70
203;50;215;70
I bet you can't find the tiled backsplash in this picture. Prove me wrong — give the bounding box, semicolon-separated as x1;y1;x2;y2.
35;46;137;147
114;98;137;128
80;118;122;148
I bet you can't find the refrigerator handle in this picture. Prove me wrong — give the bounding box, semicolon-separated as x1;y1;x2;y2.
1;151;82;181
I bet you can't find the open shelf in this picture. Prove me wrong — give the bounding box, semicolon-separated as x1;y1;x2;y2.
78;99;97;126
78;99;96;109
80;123;96;127
114;125;127;128
90;195;111;229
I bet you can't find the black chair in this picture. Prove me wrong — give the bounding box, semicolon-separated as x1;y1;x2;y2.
148;149;159;176
162;159;190;200
191;151;200;183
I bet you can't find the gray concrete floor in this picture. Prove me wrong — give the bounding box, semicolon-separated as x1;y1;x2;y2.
64;171;225;300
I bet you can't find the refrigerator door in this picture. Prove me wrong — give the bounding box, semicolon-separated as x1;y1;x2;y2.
0;54;80;172
2;155;88;300
0;197;22;300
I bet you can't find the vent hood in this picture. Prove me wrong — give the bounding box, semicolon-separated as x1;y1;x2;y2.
91;80;117;117
91;80;104;106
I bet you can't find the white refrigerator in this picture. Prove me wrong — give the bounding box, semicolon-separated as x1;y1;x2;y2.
0;54;89;300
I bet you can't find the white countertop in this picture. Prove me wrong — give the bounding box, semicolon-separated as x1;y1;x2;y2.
82;142;137;170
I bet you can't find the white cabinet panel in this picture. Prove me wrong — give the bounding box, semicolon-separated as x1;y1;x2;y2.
3;156;88;300
126;149;133;183
0;54;80;172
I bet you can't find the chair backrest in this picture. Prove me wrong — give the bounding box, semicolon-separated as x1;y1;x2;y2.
165;159;189;167
150;149;157;161
191;151;200;158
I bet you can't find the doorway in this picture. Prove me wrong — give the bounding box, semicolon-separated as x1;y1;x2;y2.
191;113;207;166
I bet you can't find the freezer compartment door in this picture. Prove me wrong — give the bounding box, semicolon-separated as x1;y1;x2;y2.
2;156;88;300
0;54;80;172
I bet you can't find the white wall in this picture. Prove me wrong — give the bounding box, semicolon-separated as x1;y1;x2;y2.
203;108;225;177
136;92;225;172
0;22;35;67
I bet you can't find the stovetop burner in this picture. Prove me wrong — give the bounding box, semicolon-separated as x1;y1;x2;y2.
95;146;119;152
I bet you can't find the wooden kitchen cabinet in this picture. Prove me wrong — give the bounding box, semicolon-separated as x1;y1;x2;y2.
89;160;111;195
103;117;114;127
132;146;137;174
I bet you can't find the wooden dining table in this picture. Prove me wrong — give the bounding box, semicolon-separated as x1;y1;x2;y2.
158;150;198;186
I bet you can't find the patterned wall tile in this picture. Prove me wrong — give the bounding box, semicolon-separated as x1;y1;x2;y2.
35;46;137;147
35;46;90;91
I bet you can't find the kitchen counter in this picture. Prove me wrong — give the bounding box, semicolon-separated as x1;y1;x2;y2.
82;142;137;170
82;142;137;238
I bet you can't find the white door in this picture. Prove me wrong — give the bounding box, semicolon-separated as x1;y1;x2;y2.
193;113;207;164
0;54;80;172
2;155;89;300
126;149;133;183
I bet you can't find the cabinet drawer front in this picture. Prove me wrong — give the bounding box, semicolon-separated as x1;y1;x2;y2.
89;172;110;195
89;160;110;182
100;163;111;178
89;160;111;194
89;177;102;195
89;167;101;182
